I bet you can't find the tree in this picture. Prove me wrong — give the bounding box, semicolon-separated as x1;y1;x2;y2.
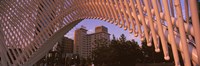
71;54;80;65
92;38;111;66
92;34;143;66
140;39;178;64
112;34;116;40
119;34;126;42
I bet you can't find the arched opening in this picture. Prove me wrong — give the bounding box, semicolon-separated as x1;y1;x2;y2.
1;0;199;66
65;19;141;44
32;19;175;66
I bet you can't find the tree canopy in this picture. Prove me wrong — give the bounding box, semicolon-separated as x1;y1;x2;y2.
92;34;176;66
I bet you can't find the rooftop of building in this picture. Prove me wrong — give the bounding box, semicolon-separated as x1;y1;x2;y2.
75;25;110;36
95;25;107;28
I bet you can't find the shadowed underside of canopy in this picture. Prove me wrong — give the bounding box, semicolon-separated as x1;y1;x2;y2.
0;0;200;66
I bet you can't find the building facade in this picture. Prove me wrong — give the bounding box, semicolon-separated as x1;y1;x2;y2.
74;26;110;58
62;37;74;53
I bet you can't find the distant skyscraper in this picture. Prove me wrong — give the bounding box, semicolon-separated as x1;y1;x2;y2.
74;27;88;58
62;37;74;53
74;26;110;58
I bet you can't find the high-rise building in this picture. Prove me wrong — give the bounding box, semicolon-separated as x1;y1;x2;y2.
74;26;110;58
62;37;74;53
74;26;88;58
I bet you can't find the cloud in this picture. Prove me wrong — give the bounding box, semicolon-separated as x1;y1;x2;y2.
64;31;74;39
87;29;95;34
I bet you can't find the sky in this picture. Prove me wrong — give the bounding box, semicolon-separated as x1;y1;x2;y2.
64;19;141;44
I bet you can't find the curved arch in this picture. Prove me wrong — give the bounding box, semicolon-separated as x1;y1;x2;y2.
23;19;83;66
0;0;200;66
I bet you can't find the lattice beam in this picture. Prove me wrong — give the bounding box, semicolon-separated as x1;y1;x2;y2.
0;0;199;66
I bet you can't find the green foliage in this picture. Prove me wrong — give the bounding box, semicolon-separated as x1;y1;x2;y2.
119;34;126;42
112;34;116;40
92;34;176;66
140;39;174;63
92;34;143;66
